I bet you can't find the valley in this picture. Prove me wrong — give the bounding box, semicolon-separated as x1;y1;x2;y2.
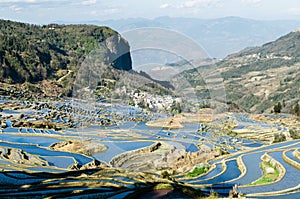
0;94;299;198
0;19;300;199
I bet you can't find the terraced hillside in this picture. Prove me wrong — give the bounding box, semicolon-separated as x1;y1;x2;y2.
180;30;300;114
0;127;299;198
1;19;300;199
1;96;300;198
177;140;300;198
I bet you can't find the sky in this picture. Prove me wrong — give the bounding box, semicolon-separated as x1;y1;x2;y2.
1;0;300;24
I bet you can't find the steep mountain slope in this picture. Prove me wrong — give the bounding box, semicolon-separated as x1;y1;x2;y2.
0;19;172;99
180;30;300;113
0;19;131;82
0;19;132;97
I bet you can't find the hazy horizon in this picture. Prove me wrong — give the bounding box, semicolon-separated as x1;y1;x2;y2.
1;0;300;24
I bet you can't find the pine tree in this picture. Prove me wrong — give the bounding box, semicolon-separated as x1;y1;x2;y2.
274;102;282;113
294;103;300;116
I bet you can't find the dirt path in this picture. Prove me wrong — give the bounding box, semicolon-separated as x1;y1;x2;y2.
57;70;72;82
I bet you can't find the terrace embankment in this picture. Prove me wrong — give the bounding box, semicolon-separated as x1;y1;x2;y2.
0;146;47;166
110;142;217;173
283;149;300;170
146;109;225;129
49;140;107;156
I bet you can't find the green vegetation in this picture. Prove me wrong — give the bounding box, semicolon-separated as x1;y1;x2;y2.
161;170;172;179
214;147;230;156
291;103;300;117
170;100;182;115
273;102;282;113
186;164;210;178
0;20;116;82
252;161;280;185
153;183;174;190
197;192;219;199
0;19;132;97
290;129;300;139
273;133;287;143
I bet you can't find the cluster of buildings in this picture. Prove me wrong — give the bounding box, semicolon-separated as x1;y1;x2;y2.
129;90;182;112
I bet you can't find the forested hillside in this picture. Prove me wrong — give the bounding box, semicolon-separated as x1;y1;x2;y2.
0;19;132;85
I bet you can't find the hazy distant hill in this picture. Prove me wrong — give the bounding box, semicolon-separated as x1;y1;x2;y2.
59;16;300;58
180;30;300;113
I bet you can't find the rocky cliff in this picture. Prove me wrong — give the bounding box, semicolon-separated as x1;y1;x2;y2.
104;34;132;71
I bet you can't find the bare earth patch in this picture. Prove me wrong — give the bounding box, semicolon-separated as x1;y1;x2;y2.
146;109;225;129
49;140;106;156
110;142;216;174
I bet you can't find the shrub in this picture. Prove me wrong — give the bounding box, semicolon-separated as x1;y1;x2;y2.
273;133;286;143
186;164;210;178
273;102;282;113
290;129;300;139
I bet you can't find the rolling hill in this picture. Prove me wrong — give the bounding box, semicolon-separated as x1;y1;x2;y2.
179;30;300;114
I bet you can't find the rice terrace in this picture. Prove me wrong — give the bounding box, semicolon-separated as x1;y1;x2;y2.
1;1;300;198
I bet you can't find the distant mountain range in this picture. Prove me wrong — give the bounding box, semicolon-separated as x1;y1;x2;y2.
57;16;300;58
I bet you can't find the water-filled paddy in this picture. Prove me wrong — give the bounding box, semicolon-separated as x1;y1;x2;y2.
179;142;199;152
0;142;93;165
0;134;61;147
25;167;68;173
41;156;75;168
180;162;224;183
240;151;300;194
1;98;300;198
194;159;240;185
285;150;300;163
93;141;154;163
